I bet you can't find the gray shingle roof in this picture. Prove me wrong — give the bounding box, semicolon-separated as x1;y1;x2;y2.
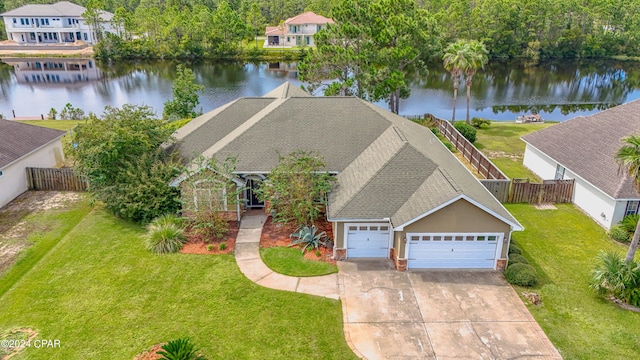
174;98;276;162
174;82;521;229
212;96;391;172
0;120;65;168
2;1;113;21
522;100;640;199
330;145;439;221
262;82;311;98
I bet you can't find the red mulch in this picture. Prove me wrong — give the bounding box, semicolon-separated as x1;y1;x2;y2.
179;221;239;255
260;216;336;265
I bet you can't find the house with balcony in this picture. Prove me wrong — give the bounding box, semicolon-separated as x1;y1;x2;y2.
264;11;333;48
1;1;117;45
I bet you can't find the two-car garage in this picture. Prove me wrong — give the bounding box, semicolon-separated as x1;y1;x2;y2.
406;233;502;269
335;198;520;271
344;222;503;269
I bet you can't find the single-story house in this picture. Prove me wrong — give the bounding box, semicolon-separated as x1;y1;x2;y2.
0;120;65;208
170;82;523;270
522;100;640;229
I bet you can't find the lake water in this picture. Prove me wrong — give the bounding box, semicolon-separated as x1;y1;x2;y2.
1;58;640;121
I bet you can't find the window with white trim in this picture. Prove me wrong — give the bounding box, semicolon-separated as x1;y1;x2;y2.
555;164;565;180
192;179;228;212
625;200;640;216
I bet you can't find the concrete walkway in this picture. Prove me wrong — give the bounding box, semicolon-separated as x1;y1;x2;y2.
234;212;340;300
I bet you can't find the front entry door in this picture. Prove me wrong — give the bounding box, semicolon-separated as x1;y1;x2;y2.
247;178;264;208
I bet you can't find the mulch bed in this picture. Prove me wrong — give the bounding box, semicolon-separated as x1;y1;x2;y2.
179;221;239;255
260;216;336;265
610;296;640;313
133;344;164;360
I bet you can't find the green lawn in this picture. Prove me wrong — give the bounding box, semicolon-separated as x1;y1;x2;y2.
0;208;355;359
17;120;84;131
260;247;338;277
506;204;640;360
475;122;555;180
0;193;92;297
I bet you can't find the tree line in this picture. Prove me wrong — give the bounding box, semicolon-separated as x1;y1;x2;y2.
2;0;640;60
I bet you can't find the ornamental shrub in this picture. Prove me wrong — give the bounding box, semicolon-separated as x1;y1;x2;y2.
157;338;206;360
145;215;187;254
620;214;639;235
508;243;522;255
590;251;640;306
471;117;491;128
454;122;477;143
508;253;529;266
290;225;330;253
609;224;631;243
504;263;538;286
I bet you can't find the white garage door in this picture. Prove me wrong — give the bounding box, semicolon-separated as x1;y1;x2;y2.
346;224;390;258
407;233;502;269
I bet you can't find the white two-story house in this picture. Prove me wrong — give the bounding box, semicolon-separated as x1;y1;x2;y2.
265;11;334;48
1;1;117;45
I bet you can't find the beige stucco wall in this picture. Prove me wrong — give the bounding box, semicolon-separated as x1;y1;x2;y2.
399;199;512;258
0;139;64;208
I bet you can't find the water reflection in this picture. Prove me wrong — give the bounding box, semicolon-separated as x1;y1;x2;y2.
3;58;102;84
0;58;638;121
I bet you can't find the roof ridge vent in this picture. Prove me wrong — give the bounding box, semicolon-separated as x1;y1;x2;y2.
438;167;462;193
393;126;408;143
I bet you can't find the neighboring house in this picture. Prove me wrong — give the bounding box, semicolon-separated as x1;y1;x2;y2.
170;82;523;271
264;11;333;48
522;100;640;230
0;120;65;208
1;1;117;45
3;58;101;84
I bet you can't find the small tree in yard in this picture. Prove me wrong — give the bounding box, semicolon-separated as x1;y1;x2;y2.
69;104;181;223
258;150;335;226
163;64;204;121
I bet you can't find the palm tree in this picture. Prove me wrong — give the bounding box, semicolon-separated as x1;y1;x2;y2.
443;40;469;124
615;135;640;262
463;40;489;124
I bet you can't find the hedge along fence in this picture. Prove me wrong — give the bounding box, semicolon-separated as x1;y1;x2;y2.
415;114;574;204
26;167;88;191
432;116;509;181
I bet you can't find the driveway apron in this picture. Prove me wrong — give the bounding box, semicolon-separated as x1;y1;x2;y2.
338;260;562;359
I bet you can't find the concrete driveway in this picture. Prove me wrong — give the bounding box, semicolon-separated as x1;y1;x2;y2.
338;260;562;359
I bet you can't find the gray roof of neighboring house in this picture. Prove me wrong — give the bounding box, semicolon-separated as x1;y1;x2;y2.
0;119;65;168
2;1;113;21
173;82;522;229
522;100;640;199
262;82;311;98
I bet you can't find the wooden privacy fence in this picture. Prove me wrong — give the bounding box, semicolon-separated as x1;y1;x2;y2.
432;116;509;181
415;114;575;204
509;178;574;204
26;167;88;191
480;179;511;202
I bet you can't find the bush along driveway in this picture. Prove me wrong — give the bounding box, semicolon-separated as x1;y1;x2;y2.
506;204;640;359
